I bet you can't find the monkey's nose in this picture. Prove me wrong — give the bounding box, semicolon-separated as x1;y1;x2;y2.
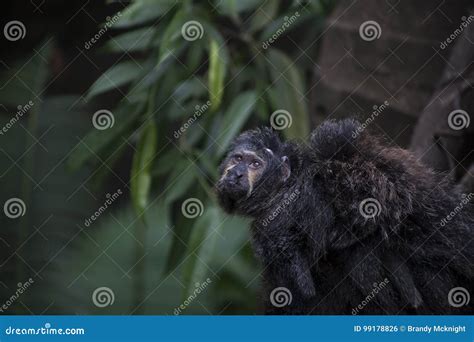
228;169;243;183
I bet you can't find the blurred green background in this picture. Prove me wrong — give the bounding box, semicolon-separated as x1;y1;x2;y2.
0;0;335;314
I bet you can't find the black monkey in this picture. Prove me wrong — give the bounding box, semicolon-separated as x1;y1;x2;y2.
216;119;474;314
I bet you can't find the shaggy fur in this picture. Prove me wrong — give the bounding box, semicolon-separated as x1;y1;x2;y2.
216;119;474;314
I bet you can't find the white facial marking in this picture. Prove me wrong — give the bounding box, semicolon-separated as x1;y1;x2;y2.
220;164;236;181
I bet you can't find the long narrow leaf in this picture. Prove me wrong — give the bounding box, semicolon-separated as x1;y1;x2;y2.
130;122;157;219
86;61;143;100
208;39;226;112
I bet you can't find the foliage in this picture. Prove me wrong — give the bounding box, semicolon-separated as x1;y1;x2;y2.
0;0;335;314
67;0;334;313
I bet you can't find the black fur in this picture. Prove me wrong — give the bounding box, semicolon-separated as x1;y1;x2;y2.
216;119;474;314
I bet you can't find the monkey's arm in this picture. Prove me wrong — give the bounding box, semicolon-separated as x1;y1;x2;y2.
252;224;315;299
289;250;316;298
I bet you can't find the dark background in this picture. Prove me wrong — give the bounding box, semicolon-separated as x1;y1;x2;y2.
0;0;472;314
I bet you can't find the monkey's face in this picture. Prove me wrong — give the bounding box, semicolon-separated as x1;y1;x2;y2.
216;141;291;215
216;149;267;202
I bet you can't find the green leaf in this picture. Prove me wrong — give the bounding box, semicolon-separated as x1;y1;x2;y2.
172;78;207;104
151;149;179;177
114;0;176;29
157;9;188;66
127;55;174;97
249;0;279;33
208;39;226;112
260;11;304;42
186;42;205;71
103;28;158;53
67;102;143;171
163;159;197;205
215;0;263;17
266;48;309;139
86;61;142;100
130;122;158;218
216;91;257;155
182;205;223;298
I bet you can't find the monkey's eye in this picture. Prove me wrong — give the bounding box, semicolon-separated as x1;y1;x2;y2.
249;160;262;169
233;154;243;163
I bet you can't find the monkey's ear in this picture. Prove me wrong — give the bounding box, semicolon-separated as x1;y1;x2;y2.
281;156;291;181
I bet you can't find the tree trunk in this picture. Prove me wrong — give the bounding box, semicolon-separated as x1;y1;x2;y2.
310;0;473;147
410;17;474;192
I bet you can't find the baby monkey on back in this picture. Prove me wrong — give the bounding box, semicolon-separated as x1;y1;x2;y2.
216;119;473;314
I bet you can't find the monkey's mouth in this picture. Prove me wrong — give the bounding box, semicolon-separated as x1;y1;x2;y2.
217;179;247;198
214;182;237;213
215;179;249;213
